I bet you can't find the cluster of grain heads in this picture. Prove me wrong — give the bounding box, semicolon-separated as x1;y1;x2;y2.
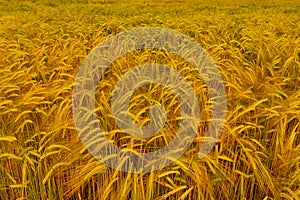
0;0;299;199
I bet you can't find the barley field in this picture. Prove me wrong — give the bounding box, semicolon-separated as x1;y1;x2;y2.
0;0;300;199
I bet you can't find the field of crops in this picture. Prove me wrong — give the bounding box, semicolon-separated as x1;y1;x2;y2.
0;0;300;199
